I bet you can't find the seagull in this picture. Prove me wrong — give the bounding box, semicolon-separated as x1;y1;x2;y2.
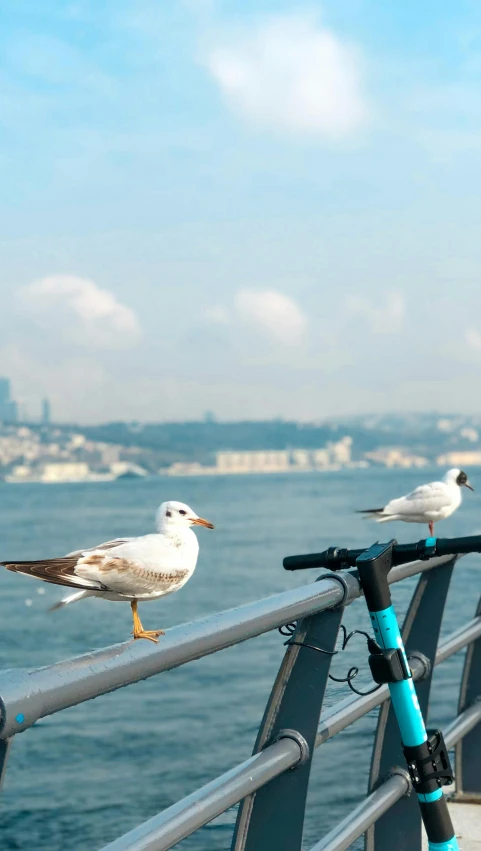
357;468;473;536
1;501;214;643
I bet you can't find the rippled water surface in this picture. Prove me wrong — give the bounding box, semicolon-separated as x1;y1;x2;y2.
0;468;479;849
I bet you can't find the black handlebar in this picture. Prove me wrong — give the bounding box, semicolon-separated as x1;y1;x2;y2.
283;534;481;572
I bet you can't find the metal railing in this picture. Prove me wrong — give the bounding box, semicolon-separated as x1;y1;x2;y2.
0;551;480;851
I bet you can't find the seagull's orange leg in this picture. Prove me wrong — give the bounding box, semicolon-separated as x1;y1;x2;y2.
131;600;165;643
428;521;435;537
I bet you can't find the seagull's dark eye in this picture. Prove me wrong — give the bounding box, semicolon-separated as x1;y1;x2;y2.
165;510;172;518
179;509;187;516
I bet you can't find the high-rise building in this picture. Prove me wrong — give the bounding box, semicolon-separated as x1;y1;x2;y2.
0;378;18;423
0;379;8;405
41;398;51;424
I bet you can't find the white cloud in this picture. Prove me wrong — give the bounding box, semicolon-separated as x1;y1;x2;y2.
21;275;141;349
346;291;405;333
235;289;307;345
205;13;367;139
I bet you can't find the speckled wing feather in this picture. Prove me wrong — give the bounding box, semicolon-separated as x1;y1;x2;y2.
383;481;450;517
0;557;107;590
1;538;133;590
74;536;194;596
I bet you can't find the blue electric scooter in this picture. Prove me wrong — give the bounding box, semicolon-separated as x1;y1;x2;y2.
284;534;481;851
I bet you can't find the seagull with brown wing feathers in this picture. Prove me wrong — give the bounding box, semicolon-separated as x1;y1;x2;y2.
1;501;214;642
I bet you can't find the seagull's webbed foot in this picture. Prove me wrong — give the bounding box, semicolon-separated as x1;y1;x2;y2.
132;628;165;643
130;600;165;643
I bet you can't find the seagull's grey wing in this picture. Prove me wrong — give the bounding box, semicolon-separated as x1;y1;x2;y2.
384;482;450;517
66;538;132;557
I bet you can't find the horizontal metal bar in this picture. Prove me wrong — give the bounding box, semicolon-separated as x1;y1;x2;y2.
0;575;353;738
308;703;481;851
99;737;301;851
0;554;454;738
308;771;410;851
435;616;481;665
444;701;481;749
387;553;456;582
315;614;481;747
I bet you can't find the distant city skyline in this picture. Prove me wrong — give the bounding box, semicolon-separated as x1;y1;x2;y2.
2;3;481;422
0;377;52;425
4;369;481;426
2;412;481;485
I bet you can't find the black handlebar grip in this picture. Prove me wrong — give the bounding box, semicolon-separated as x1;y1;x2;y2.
435;535;481;557
283;547;364;571
283;551;330;571
283;534;481;572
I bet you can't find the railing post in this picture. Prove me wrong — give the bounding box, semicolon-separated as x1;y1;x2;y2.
365;557;456;851
232;573;358;851
0;738;11;791
455;595;481;801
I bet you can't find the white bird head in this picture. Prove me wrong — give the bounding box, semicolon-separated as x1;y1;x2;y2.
444;468;474;491
156;501;215;532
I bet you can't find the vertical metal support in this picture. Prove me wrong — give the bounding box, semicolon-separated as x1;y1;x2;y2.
455;595;481;801
365;558;456;851
232;576;352;851
0;738;11;791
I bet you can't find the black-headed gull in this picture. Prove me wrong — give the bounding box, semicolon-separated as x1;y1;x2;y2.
1;501;214;643
358;468;473;536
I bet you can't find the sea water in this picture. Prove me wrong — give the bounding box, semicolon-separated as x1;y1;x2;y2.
0;468;478;850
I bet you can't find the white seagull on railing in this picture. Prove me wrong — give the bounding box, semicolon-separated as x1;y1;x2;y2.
357;468;474;536
1;501;214;643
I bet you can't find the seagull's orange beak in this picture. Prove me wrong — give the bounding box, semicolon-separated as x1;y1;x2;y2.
190;516;215;529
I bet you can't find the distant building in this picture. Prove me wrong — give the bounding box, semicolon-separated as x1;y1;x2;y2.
312;449;330;468
8;465;32;481
216;450;290;474
41;462;91;482
41;398;51;424
364;447;429;468
0;378;18;423
291;449;311;469
328;436;352;465
437;451;481;467
167;440;357;477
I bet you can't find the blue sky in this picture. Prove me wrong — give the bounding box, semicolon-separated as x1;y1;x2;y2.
2;0;481;422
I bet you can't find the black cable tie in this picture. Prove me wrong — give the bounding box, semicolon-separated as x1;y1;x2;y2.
278;622;383;697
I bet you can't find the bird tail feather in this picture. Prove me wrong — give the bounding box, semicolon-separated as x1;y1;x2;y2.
356;509;394;523
49;590;92;612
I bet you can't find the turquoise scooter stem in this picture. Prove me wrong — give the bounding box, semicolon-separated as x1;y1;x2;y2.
356;541;459;851
369;603;458;851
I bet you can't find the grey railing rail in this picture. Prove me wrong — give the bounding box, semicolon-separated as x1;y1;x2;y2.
0;551;480;851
